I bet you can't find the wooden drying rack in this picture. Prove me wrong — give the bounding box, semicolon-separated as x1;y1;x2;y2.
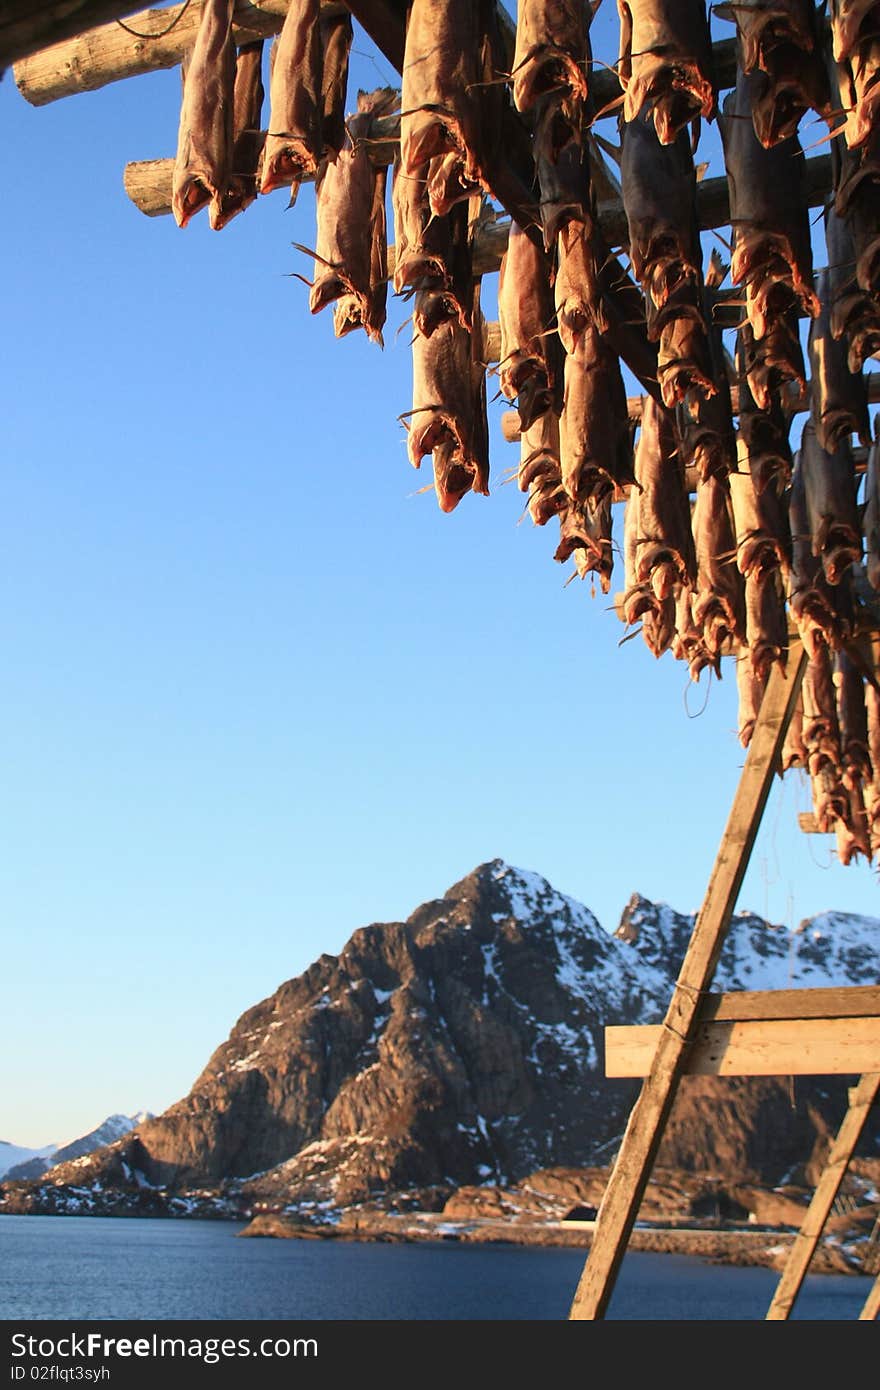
9;0;880;1322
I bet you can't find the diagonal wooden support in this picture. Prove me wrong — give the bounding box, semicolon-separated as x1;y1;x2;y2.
860;1270;880;1320
568;638;808;1320
766;1072;880;1320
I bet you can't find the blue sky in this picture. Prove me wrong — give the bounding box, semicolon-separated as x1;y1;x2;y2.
2;4;878;1149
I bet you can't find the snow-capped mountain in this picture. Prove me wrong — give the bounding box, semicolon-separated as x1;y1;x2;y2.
2;1112;152;1182
0;1141;57;1181
3;861;877;1218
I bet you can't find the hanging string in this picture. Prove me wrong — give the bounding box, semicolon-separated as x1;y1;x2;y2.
683;669;712;719
116;1;194;39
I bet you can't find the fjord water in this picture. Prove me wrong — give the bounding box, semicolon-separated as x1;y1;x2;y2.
0;1217;870;1321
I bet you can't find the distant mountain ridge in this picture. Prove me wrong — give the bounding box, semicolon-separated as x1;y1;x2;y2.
2;861;877;1219
1;1112;152;1182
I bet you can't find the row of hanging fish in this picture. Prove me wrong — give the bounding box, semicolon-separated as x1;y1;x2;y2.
781;636;880;865
171;0;354;229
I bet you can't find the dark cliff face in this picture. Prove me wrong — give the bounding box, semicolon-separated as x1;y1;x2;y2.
10;862;879;1210
124;861;652;1196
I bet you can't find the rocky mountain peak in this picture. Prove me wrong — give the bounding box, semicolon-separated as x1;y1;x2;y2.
4;864;878;1220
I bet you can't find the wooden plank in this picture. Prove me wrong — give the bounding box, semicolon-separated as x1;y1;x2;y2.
701;985;880;1023
766;1073;880;1320
13;1;306;104
1;2;146;71
568;641;808;1320
860;1272;880;1320
605;1017;880;1078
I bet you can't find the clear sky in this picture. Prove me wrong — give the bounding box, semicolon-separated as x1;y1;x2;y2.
2;4;878;1149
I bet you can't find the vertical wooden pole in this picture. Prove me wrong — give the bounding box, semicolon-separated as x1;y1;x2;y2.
766;1072;880;1319
568;641;807;1320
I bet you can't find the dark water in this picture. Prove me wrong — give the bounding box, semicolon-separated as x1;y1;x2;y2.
0;1217;872;1321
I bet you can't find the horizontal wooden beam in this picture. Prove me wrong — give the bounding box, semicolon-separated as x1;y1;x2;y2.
1;2;146;72
701;985;880;1022
13;1;321;105
606;1015;880;1078
122;136;833;250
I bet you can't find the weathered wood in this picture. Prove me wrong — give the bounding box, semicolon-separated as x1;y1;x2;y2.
860;1271;880;1320
606;1017;880;1077
568;640;808;1320
766;1072;880;1320
1;2;146;71
13;2;341;104
701;985;880;1023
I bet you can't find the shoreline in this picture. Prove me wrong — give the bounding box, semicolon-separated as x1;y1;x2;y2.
236;1211;868;1276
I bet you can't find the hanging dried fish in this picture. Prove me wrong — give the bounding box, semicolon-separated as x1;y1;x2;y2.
209;42;265;231
672;582;715;679
629;394;695;600
803;645;844;776
715;0;830;145
799;419;862;585
863;432;880;590
319;8;353;160
692;474;745;658
811;763;850;831
657;313;716;410
172;0;236;228
399;0;482;210
559;325;635;504
835;32;880;149
641;591;677;658
735;330;794;496
619;113;704;339
863;676;880;849
721;69;820;339
392;166;470;315
407;317;490;512
595;235;663;403
554;496;614;594
519;411;564;526
744;568;788;681
737;313;806;413
832;129;880;299
532;95;592;250
824;200;880;372
736;653;765;748
498;223;563;430
261;0;323;195
833;784;872;864
788;457;855;656
835;648;873;789
511;0;589;113
782;693;808;770
622;485;674;640
807;268;870;454
617;0;715;144
554;219;607;354
729;443;792;580
308;89;397;346
830;1;880;62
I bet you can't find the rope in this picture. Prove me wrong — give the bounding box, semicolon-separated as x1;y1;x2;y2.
115;0;194;40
